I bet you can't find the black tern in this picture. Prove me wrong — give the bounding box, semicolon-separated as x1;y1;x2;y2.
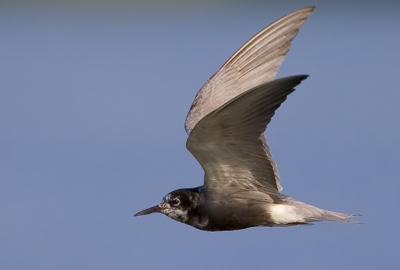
135;7;354;231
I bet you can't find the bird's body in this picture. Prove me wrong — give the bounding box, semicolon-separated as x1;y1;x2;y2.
135;7;354;231
165;187;282;231
140;185;351;231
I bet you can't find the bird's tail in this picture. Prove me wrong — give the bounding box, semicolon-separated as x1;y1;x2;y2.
285;199;358;224
317;209;356;223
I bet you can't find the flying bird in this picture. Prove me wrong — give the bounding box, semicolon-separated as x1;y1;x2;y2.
135;7;354;231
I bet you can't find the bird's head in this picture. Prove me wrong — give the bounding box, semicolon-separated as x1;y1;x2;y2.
134;188;199;223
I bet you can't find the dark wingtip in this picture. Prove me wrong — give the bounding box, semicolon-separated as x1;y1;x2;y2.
300;6;316;13
308;6;316;12
300;74;309;80
290;6;316;16
287;74;310;83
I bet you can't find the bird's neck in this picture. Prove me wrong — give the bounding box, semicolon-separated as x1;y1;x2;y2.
185;186;210;230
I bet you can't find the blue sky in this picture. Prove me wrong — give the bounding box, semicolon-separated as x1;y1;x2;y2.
1;1;399;269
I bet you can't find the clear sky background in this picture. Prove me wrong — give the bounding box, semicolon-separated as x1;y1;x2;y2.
1;1;399;269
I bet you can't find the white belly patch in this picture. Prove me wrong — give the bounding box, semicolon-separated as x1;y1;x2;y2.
269;204;304;224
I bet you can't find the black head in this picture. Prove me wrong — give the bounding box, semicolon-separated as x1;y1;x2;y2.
134;188;199;223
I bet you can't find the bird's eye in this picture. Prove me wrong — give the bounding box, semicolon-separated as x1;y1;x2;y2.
170;198;180;206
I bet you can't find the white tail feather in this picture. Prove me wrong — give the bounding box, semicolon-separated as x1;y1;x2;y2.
272;199;357;225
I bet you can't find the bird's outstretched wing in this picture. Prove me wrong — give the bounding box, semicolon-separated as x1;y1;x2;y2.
185;7;314;134
186;76;308;194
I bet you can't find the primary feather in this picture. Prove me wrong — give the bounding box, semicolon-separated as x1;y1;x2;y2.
185;7;315;134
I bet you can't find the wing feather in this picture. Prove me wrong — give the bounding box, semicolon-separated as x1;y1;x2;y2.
186;76;308;194
185;7;315;134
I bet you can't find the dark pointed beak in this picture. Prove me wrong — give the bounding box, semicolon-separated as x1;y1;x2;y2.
134;205;162;216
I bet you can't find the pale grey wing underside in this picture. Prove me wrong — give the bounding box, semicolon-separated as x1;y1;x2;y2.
186;75;308;194
185;7;314;134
